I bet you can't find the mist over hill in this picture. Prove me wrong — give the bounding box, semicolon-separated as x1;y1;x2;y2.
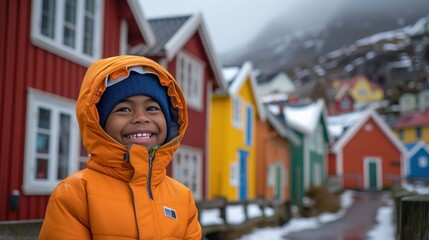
220;0;429;76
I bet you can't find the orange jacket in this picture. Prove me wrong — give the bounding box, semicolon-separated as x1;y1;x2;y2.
39;56;202;240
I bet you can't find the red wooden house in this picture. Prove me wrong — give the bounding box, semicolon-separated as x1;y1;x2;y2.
0;0;155;221
328;109;406;190
138;13;226;200
327;86;355;116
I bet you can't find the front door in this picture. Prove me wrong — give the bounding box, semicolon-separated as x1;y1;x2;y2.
239;150;248;200
364;157;381;190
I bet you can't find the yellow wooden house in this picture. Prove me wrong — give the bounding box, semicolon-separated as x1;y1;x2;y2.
208;62;262;201
332;75;384;107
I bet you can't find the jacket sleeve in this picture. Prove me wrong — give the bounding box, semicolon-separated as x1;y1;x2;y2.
184;191;202;240
38;181;91;240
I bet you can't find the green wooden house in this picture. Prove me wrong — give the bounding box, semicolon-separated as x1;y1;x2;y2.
283;99;331;206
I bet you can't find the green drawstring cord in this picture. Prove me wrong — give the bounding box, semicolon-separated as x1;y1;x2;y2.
147;145;159;200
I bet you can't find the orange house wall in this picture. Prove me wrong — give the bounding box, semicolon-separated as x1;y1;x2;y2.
255;120;291;201
342;118;401;189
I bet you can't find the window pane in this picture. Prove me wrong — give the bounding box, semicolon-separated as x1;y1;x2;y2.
57;114;71;179
83;17;94;55
41;0;55;38
36;158;48;179
38;108;51;129
83;0;95;55
37;133;50;153
63;0;77;47
86;0;95;12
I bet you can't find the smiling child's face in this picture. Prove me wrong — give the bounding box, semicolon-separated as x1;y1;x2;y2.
104;95;167;150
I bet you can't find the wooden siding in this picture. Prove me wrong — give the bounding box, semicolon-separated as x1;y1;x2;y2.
255;120;291;201
0;0;130;221
167;32;215;198
342;118;401;189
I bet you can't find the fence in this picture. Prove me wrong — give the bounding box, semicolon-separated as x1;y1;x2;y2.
196;197;290;240
391;183;429;240
0;220;42;240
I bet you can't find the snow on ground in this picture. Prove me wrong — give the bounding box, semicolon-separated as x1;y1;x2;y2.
203;184;429;240
238;190;356;240
366;195;395;240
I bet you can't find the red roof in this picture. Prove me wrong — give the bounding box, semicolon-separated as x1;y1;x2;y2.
335;75;382;90
393;110;429;128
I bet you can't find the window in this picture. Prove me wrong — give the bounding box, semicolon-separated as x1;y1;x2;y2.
176;52;205;111
416;127;422;139
173;146;202;200
358;87;367;96
232;96;242;129
418;156;428;168
245;104;253;146
23;89;86;195
340;98;350;110
31;0;103;66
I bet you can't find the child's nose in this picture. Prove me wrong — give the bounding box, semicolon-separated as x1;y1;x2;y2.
131;111;150;124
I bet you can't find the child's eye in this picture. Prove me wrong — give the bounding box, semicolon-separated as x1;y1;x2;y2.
115;107;131;112
146;105;161;111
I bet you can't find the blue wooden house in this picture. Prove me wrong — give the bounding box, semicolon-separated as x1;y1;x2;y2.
405;141;429;180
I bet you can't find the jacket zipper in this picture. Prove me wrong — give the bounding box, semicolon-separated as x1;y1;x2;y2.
147;145;159;200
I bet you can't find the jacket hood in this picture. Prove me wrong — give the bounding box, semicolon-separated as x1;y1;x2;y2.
76;55;188;182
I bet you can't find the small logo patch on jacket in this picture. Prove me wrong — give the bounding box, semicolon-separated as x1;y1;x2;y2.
163;206;178;220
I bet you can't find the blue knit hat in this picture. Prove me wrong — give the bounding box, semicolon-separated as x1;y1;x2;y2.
96;71;172;140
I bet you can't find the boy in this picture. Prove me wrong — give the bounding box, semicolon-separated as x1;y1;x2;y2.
39;55;202;239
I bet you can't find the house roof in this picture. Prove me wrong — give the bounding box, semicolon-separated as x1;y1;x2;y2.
405;141;429;157
332;109;406;154
146;13;226;90
127;0;156;48
327;110;364;140
393;110;429;128
335;75;382;90
265;105;301;146
283;98;328;136
256;72;296;96
147;15;190;56
222;62;266;120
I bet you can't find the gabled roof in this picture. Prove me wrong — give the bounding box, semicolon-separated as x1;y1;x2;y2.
332;109;406;154
127;0;156;48
223;62;266;120
327;110;364;140
146;15;191;56
405;141;429;157
257;72;296;96
393;110;429;128
283;98;329;136
335;75;382;90
146;13;226;90
265;105;301;146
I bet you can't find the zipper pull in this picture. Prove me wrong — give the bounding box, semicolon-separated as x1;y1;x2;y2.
124;144;131;162
149;145;159;160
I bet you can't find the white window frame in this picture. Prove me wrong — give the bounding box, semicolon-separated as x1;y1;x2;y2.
23;89;81;195
232;96;243;129
173;145;203;200
30;0;104;66
175;51;205;111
